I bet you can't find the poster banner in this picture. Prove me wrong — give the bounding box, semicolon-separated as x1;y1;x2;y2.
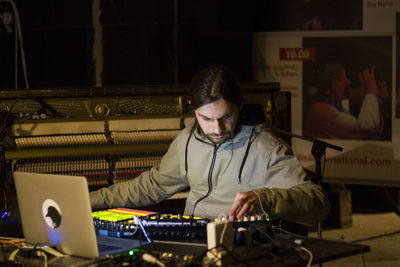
252;0;400;186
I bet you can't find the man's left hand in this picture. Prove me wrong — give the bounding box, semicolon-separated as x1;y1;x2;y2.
229;191;259;220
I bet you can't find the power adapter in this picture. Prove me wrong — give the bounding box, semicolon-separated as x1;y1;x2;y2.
206;220;233;266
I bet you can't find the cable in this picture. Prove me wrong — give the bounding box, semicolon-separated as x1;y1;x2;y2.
0;98;19;137
0;0;29;89
251;189;270;218
133;215;151;243
1;193;7;214
322;152;326;178
0;98;19;213
142;253;165;267
206;244;240;266
35;250;48;267
8;247;20;261
362;252;366;267
298;246;313;267
0;237;24;248
7;242;66;264
217;213;228;246
380;187;400;216
349;229;400;243
272;226;309;239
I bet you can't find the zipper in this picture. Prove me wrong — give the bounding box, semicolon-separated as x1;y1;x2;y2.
191;144;220;216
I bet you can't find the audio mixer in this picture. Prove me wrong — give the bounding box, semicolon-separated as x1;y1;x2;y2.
92;208;272;243
92;208;211;242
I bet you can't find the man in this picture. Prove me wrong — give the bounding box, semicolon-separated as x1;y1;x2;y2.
90;65;330;226
304;63;382;139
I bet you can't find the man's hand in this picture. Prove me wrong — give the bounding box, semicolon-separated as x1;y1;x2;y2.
229;191;259;220
359;65;379;96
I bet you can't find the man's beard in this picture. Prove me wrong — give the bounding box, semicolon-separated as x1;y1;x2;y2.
205;132;232;144
194;118;242;144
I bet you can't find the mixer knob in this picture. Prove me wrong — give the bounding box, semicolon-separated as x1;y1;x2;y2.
185;232;191;239
169;231;176;239
190;232;197;239
164;231;170;238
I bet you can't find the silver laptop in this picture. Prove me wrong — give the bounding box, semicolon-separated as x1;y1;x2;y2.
13;171;148;258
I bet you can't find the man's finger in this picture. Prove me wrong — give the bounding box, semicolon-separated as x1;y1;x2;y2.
229;198;244;218
236;202;251;219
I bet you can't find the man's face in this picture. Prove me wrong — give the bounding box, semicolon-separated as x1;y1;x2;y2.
194;98;240;144
329;70;351;102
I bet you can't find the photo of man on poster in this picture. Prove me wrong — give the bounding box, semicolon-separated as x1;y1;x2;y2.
302;36;392;141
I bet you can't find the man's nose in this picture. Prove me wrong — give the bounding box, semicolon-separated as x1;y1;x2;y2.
212;120;225;134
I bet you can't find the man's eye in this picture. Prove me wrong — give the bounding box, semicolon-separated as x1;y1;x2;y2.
222;113;232;120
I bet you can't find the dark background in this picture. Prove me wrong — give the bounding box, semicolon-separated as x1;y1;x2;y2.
0;0;253;89
0;0;363;89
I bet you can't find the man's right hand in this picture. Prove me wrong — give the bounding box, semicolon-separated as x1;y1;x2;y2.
358;65;379;96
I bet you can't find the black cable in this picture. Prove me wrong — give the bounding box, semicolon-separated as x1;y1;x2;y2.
0;99;19;213
272;226;309;240
380;187;400;216
0;98;19;138
350;229;400;244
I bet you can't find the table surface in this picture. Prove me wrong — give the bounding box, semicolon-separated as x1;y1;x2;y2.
0;232;370;266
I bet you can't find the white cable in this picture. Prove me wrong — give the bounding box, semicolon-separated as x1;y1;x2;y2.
298;246;313;267
8;247;20;261
36;250;48;267
8;244;63;266
217;213;229;246
252;190;270;217
39;245;66;257
134;215;151;243
142;253;165;267
0;0;30;89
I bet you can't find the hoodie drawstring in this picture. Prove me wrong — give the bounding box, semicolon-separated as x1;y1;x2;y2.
184;132;192;177
238;127;255;184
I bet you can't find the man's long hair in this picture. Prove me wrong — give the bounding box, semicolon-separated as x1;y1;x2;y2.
188;65;244;133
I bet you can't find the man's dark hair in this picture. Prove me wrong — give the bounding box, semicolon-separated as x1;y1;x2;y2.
189;65;244;110
316;62;345;91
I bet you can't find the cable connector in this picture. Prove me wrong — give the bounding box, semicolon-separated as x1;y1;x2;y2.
142;253;165;267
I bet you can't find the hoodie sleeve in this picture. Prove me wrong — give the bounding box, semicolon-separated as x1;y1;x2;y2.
252;183;330;226
251;139;330;226
90;133;189;210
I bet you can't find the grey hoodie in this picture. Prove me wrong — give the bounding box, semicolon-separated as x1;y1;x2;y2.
90;122;330;226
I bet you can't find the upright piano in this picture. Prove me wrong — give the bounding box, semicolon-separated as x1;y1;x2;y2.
0;83;289;212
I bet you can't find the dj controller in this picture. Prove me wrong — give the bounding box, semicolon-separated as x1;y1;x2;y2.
92;208;271;243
